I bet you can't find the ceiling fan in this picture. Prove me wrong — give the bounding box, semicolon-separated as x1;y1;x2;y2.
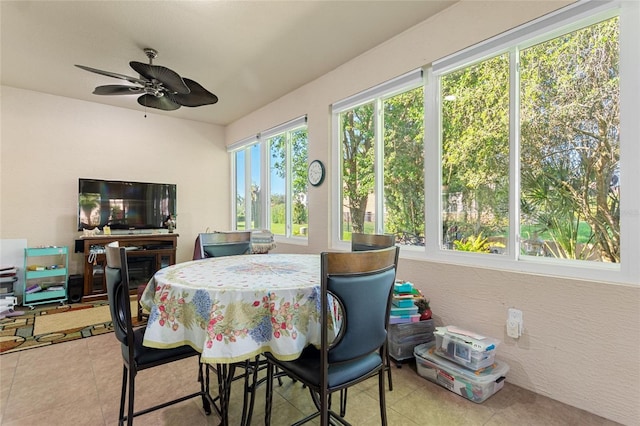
75;48;218;111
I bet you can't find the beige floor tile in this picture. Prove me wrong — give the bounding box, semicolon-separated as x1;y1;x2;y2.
0;334;623;426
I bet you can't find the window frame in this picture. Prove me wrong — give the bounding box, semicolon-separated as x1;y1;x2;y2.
332;0;639;284
431;1;637;284
331;69;424;250
230;116;309;243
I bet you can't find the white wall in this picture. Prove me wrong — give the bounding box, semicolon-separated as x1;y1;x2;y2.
0;86;230;272
225;1;640;424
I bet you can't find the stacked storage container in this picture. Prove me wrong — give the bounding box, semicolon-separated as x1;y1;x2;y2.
387;281;434;365
389;281;419;324
414;326;509;403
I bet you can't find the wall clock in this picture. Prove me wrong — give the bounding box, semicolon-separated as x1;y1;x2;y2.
308;160;325;187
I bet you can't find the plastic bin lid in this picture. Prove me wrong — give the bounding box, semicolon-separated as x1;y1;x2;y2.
434;326;500;351
414;341;509;383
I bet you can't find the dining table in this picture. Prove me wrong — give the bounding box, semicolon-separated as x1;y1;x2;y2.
138;253;332;425
139;253;329;362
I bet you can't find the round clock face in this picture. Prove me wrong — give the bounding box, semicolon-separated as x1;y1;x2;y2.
308;160;325;186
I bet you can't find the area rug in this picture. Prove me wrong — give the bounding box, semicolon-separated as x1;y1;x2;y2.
0;299;144;355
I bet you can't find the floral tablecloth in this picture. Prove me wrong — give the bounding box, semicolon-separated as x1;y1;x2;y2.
140;254;325;364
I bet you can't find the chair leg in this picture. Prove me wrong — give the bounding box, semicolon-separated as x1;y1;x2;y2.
319;385;331;426
339;389;347;417
127;367;136;426
378;370;388;426
242;357;262;426
386;353;393;391
118;366;127;426
198;362;212;415
265;362;274;426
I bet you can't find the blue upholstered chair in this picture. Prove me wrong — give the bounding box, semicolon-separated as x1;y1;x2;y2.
351;232;397;390
264;246;399;426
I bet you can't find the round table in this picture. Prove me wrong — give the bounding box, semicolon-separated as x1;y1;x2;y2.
140;254;324;364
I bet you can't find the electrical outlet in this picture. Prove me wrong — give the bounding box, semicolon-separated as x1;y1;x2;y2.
507;319;520;338
507;308;523;338
508;308;523;324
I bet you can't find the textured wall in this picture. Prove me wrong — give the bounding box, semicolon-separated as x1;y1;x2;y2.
397;258;640;424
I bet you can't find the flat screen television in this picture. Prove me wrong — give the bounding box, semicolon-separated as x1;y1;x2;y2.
78;178;176;231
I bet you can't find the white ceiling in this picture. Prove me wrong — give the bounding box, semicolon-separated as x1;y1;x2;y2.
1;1;456;126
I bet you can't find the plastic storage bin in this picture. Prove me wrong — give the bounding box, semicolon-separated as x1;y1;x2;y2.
389;319;434;339
387;319;435;362
434;326;500;371
414;341;509;403
388;334;433;361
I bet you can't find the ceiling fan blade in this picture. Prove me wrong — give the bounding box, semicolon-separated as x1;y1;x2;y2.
129;62;190;95
137;94;181;111
93;85;144;96
75;64;146;85
172;78;219;107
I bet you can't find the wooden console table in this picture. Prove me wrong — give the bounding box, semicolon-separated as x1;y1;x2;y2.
74;234;178;301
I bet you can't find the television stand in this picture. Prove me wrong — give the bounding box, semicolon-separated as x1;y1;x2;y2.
74;234;178;301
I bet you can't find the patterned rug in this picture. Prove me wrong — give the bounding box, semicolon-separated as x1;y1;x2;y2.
0;299;144;355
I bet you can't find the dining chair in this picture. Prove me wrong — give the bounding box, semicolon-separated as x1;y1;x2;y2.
195;231;252;260
351;232;396;391
351;232;396;252
105;242;214;426
264;246;400;426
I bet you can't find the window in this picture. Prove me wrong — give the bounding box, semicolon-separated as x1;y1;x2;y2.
332;0;638;283
266;125;308;238
441;54;510;254
232;140;260;230
333;70;424;245
437;11;620;264
231;117;308;238
519;17;620;262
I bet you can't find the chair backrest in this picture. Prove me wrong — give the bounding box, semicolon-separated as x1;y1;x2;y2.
105;241;135;356
321;246;399;364
351;233;396;252
196;231;252;259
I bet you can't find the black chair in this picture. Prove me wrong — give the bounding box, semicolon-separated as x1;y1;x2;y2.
105;242;213;426
264;246;399;426
196;231;252;260
351;232;396;390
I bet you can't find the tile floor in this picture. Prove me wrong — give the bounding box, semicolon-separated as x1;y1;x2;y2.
0;333;620;425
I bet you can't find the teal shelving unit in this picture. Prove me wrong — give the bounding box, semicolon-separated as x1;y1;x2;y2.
23;246;68;308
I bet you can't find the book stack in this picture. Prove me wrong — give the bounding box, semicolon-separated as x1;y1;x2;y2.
389;281;420;324
0;266;18;297
387;280;435;364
